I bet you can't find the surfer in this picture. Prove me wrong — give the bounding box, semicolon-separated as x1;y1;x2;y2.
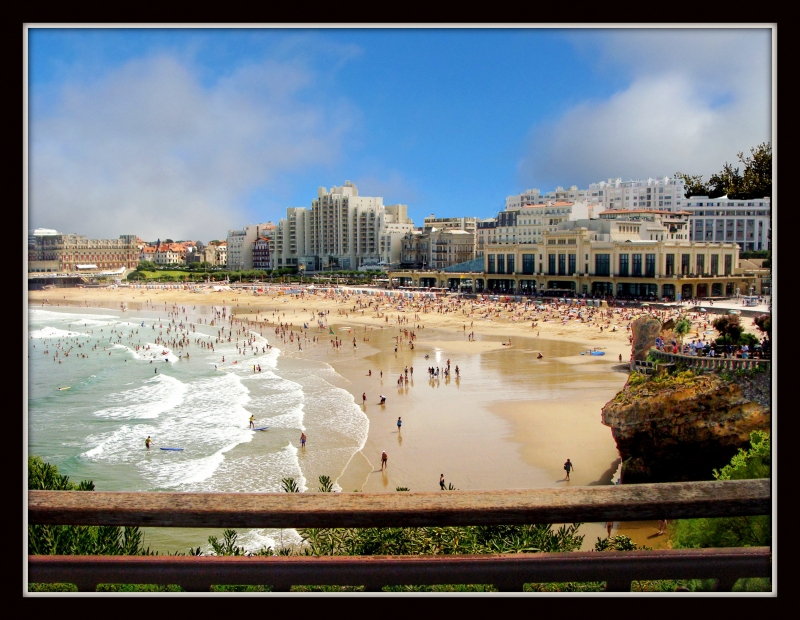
249;415;255;429
145;436;151;449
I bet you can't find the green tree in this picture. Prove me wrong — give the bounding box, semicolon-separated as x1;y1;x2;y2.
671;431;770;549
712;315;744;345
753;314;771;340
28;456;147;556
674;317;692;343
675;143;771;200
674;172;709;198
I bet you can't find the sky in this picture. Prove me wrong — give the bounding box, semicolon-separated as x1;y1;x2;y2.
26;26;774;242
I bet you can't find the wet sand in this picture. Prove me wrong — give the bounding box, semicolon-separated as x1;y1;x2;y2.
30;285;734;549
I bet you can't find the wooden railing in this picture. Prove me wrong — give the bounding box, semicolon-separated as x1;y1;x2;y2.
27;479;771;592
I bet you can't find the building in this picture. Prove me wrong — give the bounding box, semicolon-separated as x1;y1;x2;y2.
401;228;476;270
586;177;688;211
226;223;275;271
274;181;414;271
479;211;744;299
28;231;138;274
252;236;271;270
681;195;771;252
476;200;595;258
274;207;312;270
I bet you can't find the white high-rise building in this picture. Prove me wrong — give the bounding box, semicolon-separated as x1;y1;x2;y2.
274;181;414;270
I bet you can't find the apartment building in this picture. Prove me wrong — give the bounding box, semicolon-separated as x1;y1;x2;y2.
401;228;476;269
274;182;414;270
252;236;271;270
226;223;275;271
681;195;771;252
586;176;687;211
28;231;138;273
476;201;595;258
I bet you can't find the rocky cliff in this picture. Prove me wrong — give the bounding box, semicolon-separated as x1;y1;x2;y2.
601;371;770;484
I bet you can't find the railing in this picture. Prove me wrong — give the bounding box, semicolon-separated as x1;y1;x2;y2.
648;349;770;372
27;480;771;592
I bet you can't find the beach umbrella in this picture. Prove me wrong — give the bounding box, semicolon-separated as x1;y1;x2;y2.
699;308;707;312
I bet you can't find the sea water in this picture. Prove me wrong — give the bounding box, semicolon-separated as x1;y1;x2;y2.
27;304;368;553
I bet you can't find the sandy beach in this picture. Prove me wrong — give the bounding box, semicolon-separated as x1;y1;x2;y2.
29;284;764;549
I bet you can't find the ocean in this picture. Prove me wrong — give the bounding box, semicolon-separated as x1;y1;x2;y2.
27;303;368;553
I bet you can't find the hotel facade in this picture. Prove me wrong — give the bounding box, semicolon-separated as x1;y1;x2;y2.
389;211;752;300
28;230;139;274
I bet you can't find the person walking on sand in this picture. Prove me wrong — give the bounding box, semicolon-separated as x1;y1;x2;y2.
564;458;574;481
362;392;367;405
300;432;307;449
145;436;152;450
249;415;255;429
440;474;446;490
397;417;402;432
381;451;388;471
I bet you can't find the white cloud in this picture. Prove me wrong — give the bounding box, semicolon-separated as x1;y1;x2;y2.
519;28;772;188
29;54;357;241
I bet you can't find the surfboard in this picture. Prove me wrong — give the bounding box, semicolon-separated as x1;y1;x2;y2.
58;386;71;390
160;447;184;451
254;427;269;431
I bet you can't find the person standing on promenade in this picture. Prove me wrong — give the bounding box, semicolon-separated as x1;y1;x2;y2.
440;474;446;490
381;451;388;471
564;458;574;481
606;521;613;537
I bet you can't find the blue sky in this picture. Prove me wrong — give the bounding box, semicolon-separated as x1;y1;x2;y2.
27;27;773;242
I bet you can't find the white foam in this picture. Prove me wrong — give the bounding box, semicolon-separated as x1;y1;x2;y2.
29;326;88;339
95;374;187;419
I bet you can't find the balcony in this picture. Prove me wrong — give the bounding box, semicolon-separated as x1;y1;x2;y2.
27;480;770;592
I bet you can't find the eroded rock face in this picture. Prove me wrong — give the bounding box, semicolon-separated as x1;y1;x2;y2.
630;316;661;362
602;373;770;484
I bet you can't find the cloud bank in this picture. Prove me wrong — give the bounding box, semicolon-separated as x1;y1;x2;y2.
518;29;772;189
29;54;356;241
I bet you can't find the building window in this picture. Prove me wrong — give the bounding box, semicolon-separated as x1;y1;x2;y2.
522;254;535;274
697;254;705;275
548;254;556;275
506;254;515;274
665;254;675;276
645;254;656;277
711;254;719;276
497;254;505;274
595;254;610;276
568;254;576;275
558;253;566;275
488;255;495;274
724;254;732;276
632;254;642;277
681;254;690;276
619;254;629;277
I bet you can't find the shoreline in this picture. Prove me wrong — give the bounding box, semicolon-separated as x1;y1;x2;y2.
30;285;748;550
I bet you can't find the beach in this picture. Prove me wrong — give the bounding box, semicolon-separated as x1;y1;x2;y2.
28;285;763;550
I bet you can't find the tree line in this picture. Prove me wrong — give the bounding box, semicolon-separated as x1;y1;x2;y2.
675;143;771;200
